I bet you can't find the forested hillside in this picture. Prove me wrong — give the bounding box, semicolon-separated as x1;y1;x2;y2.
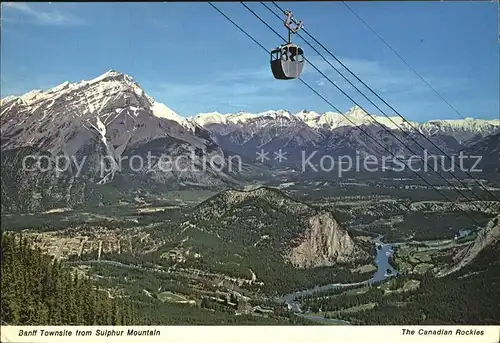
0;233;317;325
329;240;500;325
1;233;136;325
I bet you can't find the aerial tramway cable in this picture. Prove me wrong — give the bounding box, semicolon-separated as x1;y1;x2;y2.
267;1;500;207
341;1;468;121
207;2;497;228
342;1;465;119
240;2;489;211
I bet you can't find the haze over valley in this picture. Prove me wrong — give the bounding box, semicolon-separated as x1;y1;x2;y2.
1;1;499;328
1;70;499;326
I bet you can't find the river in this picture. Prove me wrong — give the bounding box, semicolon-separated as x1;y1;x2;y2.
66;235;398;325
280;234;398;324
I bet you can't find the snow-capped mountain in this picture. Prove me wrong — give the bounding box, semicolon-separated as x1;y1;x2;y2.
193;110;324;163
418;118;500;144
190;106;498;162
191;106;499;142
1;70;196;152
3;70;497;168
1;70;498;212
1;70;240;193
462;132;500;172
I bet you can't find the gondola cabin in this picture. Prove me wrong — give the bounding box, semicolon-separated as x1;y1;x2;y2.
270;44;304;80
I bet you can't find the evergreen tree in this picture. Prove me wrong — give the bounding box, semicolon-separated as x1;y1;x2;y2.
1;233;133;325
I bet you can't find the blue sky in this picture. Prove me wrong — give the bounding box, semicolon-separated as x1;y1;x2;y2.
1;2;499;121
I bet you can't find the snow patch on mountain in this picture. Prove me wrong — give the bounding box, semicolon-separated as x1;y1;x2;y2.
1;69;240;188
296;110;321;122
193;112;231;126
151;101;194;130
0;95;19;105
190;105;499;142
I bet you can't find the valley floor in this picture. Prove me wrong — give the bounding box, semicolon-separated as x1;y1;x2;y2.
2;180;499;325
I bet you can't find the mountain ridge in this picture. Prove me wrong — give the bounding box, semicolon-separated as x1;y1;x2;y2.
3;71;498;143
0;70;248;212
185;186;371;269
190;106;499;142
2;69;499;194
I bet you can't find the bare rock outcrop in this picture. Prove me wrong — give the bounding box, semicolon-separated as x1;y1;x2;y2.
437;214;500;277
191;187;371;269
288;211;369;268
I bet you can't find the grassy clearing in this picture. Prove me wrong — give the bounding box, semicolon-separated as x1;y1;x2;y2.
381;279;421;293
340;302;377;313
350;264;377;274
343;287;370;296
414;263;434;274
402;280;421;292
157;291;193;304
316;302;377;319
394;242;453;275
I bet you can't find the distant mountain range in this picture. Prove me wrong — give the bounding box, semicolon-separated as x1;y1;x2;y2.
192;107;499;144
1;70;498;211
191;107;499;164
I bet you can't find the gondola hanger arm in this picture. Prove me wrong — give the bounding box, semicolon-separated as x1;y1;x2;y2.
284;10;303;33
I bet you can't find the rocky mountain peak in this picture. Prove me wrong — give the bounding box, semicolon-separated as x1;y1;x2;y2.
190;186;370;268
345;105;369;118
1;69;152;119
289;210;370;268
0;70;236;189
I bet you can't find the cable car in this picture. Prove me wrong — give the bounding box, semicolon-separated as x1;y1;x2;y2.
270;44;304;80
270;10;305;80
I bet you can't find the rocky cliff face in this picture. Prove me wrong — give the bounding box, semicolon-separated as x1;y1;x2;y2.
289;211;368;268
454;215;500;265
462;132;500;171
437;214;500;277
189;187;370;268
1;70;245;212
0;70;238;186
0;147;89;213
